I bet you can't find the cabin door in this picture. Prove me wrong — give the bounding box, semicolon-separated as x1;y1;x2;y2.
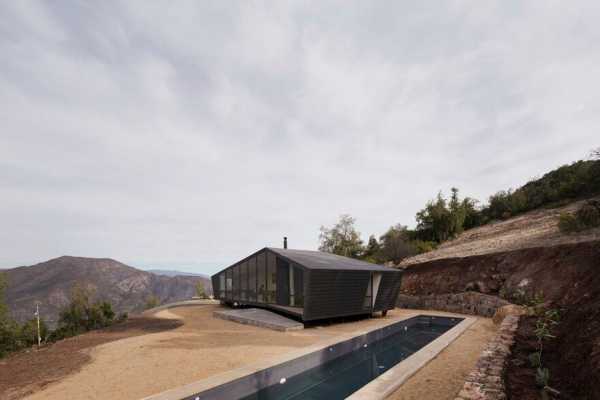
276;258;290;306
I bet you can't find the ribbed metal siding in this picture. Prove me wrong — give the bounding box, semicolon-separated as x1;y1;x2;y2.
373;271;403;311
304;270;371;321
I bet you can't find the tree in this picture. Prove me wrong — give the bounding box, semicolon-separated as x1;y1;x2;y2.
361;235;381;263
416;192;453;243
378;224;415;264
449;187;467;236
145;295;160;310
462;197;483;230
0;273;8;324
319;214;364;258
195;282;206;298
55;284;117;338
20;318;49;347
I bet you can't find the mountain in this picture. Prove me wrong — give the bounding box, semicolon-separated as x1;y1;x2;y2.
3;256;212;327
147;269;209;278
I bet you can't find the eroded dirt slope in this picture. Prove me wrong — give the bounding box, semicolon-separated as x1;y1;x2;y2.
399;237;600;399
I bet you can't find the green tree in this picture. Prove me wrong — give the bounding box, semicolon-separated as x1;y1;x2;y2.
54;284;118;338
449;187;467;236
0;273;8;324
462;197;483;229
415;192;453;243
145;295;161;310
361;235;381;263
20;318;49;347
319;214;364;258
378;224;415;264
0;273;18;357
195;282;206;298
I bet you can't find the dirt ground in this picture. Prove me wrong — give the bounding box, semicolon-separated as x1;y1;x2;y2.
0;317;182;400
1;305;495;400
388;318;497;400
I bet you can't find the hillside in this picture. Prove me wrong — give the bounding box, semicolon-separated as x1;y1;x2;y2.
4;256;212;327
400;196;600;267
397;198;600;399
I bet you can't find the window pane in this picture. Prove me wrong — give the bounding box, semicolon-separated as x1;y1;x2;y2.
248;256;256;302
363;273;372;309
240;261;248;300
233;264;240;300
267;253;277;303
219;273;225;299
257;253;266;303
226;268;232;299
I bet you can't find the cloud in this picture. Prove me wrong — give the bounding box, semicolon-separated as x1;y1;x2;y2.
1;1;599;274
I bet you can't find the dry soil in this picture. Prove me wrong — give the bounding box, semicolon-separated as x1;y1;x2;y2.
1;305;495;400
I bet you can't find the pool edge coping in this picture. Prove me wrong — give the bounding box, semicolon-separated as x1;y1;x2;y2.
141;311;477;400
346;316;478;400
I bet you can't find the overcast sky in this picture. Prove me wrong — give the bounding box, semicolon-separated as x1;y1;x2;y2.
1;1;598;274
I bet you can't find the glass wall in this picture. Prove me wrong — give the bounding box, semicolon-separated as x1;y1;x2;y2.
226;268;232;299
363;273;373;310
220;251;306;306
289;265;304;307
219;273;225;298
240;261;248;300
233;264;240;299
257;253;266;303
266;253;277;303
248;256;257;301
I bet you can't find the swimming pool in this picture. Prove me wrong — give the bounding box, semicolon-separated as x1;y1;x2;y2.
183;315;463;400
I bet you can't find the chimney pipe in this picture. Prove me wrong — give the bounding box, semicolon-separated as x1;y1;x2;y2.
284;237;288;249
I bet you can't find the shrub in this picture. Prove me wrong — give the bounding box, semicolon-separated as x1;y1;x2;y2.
529;352;542;368
577;200;600;228
536;367;550;388
412;240;437;254
558;213;579;233
145;295;161;310
559;200;600;233
55;285;120;338
196;282;207;299
19;318;49;347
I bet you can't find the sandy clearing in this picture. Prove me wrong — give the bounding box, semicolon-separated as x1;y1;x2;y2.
21;306;495;400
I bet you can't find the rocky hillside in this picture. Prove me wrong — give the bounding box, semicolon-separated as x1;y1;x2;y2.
4;256;212;327
400;196;600;267
397;198;600;399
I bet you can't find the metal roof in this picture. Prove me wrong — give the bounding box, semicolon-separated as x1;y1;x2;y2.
266;247;397;272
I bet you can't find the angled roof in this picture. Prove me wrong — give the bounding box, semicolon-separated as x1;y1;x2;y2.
267;247;397;272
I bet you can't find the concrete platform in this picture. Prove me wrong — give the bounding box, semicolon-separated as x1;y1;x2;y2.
213;308;304;332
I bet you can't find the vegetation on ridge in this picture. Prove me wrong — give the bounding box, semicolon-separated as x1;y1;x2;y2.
319;148;600;264
0;274;125;358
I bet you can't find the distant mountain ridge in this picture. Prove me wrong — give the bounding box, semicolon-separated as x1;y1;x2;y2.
3;256;212;327
147;269;209;278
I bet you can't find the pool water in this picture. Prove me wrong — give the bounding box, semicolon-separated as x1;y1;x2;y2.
241;317;461;400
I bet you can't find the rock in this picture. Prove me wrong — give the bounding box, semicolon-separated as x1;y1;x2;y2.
492;304;527;325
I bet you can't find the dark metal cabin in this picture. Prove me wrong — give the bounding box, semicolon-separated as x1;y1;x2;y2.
211;247;403;322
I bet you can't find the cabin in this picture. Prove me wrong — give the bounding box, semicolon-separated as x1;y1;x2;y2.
211;243;403;322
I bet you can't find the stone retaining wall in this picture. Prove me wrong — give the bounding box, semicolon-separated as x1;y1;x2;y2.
397;292;511;317
455;315;520;400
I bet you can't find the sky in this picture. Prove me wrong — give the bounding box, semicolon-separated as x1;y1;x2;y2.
1;1;599;275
